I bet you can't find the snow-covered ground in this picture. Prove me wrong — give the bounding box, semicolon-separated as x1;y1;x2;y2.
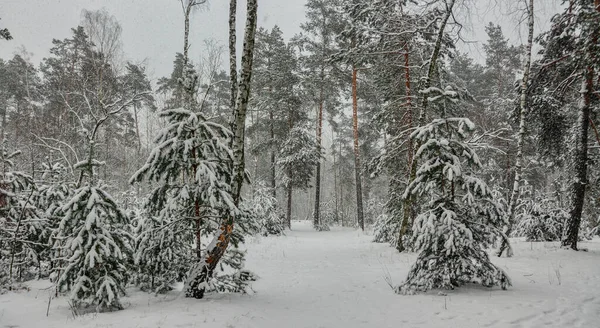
2;221;600;328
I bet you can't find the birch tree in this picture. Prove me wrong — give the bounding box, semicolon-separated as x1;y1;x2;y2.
497;0;535;257
184;0;259;299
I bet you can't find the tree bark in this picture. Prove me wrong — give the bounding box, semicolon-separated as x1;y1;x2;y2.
286;182;293;229
184;0;258;299
562;0;598;250
352;67;364;231
313;81;324;229
270;107;277;198
228;0;238;111
396;42;413;251
133;101;142;153
498;0;534;258
562;69;592;250
183;3;192;67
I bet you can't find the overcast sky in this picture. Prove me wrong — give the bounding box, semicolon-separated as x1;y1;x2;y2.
1;0;561;81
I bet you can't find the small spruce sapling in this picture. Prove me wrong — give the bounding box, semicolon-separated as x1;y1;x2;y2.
56;141;132;310
0;143;42;288
397;87;511;294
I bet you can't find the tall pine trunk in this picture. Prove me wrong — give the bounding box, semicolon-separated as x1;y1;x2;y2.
184;0;258;299
396;42;413;251
562;0;598;249
314;80;324;228
352;67;364;231
270;108;276;198
286;181;293;229
498;0;534;257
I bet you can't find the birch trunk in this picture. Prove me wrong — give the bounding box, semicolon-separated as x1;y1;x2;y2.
184;0;258;299
497;0;534;257
228;0;238;110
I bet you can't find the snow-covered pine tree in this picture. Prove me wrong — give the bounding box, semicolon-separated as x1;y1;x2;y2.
56;141;132;311
397;88;511;294
53;85;145;310
513;198;567;242
132;208;190;294
246;183;285;236
32;160;73;280
131;64;258;296
528;0;600;251
0;143;42;289
277;125;321;228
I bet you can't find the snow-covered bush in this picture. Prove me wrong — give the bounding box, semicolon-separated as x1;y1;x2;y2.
133;211;191;294
33;161;73;280
0;145;44;288
372;213;398;245
246;184;285;236
397;117;511;294
513;199;567;242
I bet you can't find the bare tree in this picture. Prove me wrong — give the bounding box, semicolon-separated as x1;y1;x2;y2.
81;9;124;69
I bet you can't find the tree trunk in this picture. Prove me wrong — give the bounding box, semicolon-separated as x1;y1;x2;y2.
498;0;534;257
313;84;324;229
352;67;364;231
333;132;339;224
562;0;598;250
270;108;276;198
396;42;413;251
184;0;258;299
183;4;191;67
562;69;592;250
228;0;238;111
133;101;142;153
286;183;293;229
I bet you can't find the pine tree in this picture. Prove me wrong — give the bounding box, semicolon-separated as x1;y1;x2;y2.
52;76;145;311
0;142;41;288
246;183;285;236
248;26;300;197
277;126;321;228
56;171;131;311
397;88;511;294
529;0;600;250
298;0;344;229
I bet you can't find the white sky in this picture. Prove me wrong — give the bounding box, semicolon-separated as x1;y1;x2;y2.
0;0;561;81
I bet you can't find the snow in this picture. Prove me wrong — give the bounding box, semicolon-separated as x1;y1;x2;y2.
2;221;600;328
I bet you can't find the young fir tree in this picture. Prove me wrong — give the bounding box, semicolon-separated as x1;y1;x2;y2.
246;183;285;236
32;160;73;280
0;142;42;288
55;140;132;311
397;87;511;294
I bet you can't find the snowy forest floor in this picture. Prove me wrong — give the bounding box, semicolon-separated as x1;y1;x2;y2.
2;221;600;328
